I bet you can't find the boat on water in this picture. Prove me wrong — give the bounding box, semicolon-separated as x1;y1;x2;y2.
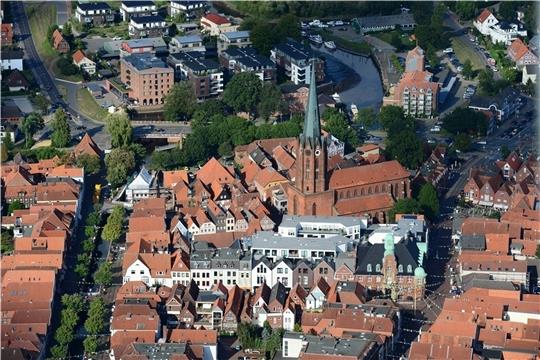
324;41;336;50
331;92;341;103
350;104;358;117
309;34;323;45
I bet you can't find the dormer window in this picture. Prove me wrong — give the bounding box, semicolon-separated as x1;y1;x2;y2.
375;264;381;272
407;265;412;273
367;264;372;272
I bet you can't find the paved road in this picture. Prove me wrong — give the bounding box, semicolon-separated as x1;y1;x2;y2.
54;0;70;26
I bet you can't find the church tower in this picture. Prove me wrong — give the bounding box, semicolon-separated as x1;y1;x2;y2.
295;62;328;194
287;62;333;216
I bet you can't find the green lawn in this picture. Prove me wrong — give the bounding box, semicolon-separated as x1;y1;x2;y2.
451;37;484;71
372;30;415;50
26;3;57;62
77;88;108;121
87;23;128;38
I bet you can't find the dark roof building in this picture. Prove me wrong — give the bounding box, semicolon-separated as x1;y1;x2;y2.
220;47;276;82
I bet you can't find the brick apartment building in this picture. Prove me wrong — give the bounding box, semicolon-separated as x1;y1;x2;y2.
384;46;439;117
121;53;174;107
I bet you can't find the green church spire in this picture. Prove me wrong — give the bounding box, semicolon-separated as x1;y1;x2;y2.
301;61;322;146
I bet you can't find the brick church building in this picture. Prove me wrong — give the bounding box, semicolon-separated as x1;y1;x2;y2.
286;64;411;222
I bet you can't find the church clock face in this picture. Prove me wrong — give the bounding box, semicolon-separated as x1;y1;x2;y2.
315;149;321;157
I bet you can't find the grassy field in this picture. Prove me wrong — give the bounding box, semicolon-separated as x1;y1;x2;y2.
26;3;57;61
372;30;415;50
77;88;108;121
451;37;484;71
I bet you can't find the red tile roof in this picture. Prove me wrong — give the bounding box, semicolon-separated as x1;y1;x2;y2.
477;8;494;24
202;13;230;25
72;49;87;64
334;193;395;215
329;160;409;189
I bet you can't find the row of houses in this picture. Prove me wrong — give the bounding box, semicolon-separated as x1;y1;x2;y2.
463;151;539;211
0;136;103;358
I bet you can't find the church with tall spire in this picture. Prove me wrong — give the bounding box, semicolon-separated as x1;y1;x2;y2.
285;62;411;221
286;62;335;216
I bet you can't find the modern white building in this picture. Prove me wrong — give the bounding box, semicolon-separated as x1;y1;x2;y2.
1;50;23;71
169;0;206;16
120;0;158;22
169;34;205;53
278;215;366;239
125;166;156;203
251;231;354;262
129;15;169;38
473;8;527;45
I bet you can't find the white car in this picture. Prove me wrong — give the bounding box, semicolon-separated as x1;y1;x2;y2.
443;47;454;54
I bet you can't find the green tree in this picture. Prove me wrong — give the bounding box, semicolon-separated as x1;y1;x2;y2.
102;206;125;243
61;294;85;314
163;82;197;121
322;108;359;152
355;107;377;129
191;100;227;128
386;130;424;169
75;253;91;278
478;68;495;95
50;344;68;359
51;108;71;147
498;2;519;21
418;183;439;220
257;83;285;120
105;147;136;188
85;225;96;239
82;238;95;253
293;323;302;332
250;22;280;56
83;335;99;354
461;59;474;79
390;31;402;51
454;133;472;152
1;141;8;162
86;211;101;227
442;108;487;136
63;22;72;36
94;261;113;287
454;1;478;20
217;141;233;158
106;112;132;148
388;198;421;222
31;93;50;114
223;72;262;115
76;154;101;175
85;297;108;335
276;13;300;40
7;200;24;214
379;105;408;135
21;113;44;148
536;244;540;259
501;67;518;83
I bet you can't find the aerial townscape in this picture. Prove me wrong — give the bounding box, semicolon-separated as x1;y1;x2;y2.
0;1;539;360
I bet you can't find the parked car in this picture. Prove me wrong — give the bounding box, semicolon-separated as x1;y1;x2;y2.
443;47;454;54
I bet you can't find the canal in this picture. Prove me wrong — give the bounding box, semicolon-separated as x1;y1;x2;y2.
314;46;384;110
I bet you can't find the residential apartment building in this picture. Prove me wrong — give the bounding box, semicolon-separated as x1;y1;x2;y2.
190;245;252;290
120;53;174;106
129;15;169;39
271;39;324;84
384;46;439;117
169;34;205;53
75;2;115;26
200;13;238;36
277;215;366;239
217;30;251;54
120;0;157;22
167;51;224;99
220;47;276;82
169;0;206;17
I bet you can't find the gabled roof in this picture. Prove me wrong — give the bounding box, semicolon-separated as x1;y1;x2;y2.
73;132;102;158
253;167;287;189
477;8;495;24
196;157;234;185
72;49;89;64
5;70;29;88
330;160;410;189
